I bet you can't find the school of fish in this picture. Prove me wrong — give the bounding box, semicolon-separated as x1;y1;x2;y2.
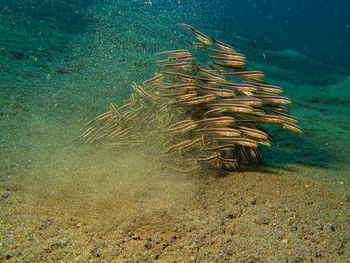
80;24;302;171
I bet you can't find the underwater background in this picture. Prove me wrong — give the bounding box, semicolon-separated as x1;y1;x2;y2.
1;0;349;261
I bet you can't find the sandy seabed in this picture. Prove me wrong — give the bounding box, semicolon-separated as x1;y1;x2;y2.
1;162;349;262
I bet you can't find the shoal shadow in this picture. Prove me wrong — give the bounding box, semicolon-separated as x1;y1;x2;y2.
261;127;332;170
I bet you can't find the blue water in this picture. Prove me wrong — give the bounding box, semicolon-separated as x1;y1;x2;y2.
219;0;350;68
5;0;349;66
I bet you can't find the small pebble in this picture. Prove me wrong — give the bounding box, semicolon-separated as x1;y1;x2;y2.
226;212;234;219
144;242;152;249
250;197;257;205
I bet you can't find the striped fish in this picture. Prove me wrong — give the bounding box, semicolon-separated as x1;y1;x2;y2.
180;24;213;46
